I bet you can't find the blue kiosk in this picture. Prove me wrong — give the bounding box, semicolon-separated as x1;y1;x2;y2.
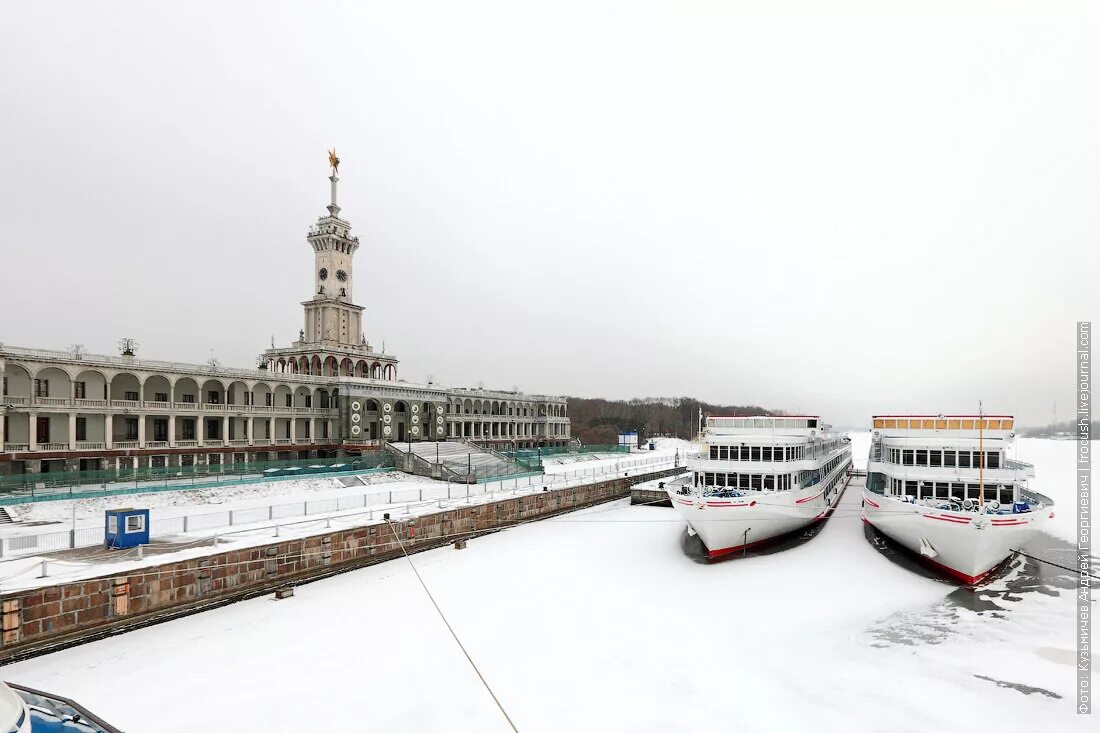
104;508;150;549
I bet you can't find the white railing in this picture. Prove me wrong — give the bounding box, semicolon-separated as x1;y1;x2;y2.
2;396;29;405
110;400;140;409
75;442;107;450
203;403;227;412
175;440;199;447
74;399;108;408
275;439;292;445
174;402;199;411
34;397;69;407
252;439;270;446
229;439;249;446
0;458;679;560
3;443;29;451
204;440;225;447
39;443;68;451
146;441;169;449
144;401;171;410
114;440;139;449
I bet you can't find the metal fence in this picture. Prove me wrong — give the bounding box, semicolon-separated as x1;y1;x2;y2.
0;453;396;505
0;453;688;560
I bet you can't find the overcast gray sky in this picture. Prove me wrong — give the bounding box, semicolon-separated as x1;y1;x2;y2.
1;1;1097;427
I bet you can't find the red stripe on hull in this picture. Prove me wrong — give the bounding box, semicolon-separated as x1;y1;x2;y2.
864;498;880;509
922;514;971;524
864;519;1008;585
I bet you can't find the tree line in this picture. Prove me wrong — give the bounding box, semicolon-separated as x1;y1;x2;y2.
565;396;777;445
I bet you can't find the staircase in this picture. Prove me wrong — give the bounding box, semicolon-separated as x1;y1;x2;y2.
0;508;14;524
386;441;531;483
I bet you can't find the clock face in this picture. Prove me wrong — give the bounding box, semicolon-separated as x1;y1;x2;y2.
318;267;329;280
336;269;348;282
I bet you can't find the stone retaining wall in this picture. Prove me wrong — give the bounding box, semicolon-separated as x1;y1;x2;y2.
0;468;680;661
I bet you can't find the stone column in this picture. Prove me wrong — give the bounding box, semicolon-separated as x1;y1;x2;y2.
309;417;315;444
28;411;37;451
268;417;275;443
68;412;77;449
290;418;296;444
168;415;175;447
198;417;205;448
137;415;146;448
105;414;113;449
247;416;254;445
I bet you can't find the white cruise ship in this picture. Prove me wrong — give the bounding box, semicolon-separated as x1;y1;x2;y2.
862;414;1054;585
667;415;852;559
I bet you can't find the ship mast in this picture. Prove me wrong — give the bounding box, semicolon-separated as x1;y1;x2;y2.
978;401;984;511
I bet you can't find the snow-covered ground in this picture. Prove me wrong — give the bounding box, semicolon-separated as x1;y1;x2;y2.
1;437;1091;732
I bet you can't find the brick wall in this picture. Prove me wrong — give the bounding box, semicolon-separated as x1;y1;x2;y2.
0;468;680;659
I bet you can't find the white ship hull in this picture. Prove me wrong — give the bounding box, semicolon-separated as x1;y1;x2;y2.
861;490;1052;584
668;477;847;560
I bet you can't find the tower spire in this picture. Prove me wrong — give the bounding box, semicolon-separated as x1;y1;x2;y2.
327;148;341;217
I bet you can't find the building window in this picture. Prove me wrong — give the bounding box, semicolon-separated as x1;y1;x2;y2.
207;391;221;404
154;419;168;442
286;394;293;407
154;392;168;403
265;393;272;407
75;381;86;399
181;419;196;440
75;417;86;441
182;394;195;403
125;391;139;401
125;418;138;440
34;379;49;398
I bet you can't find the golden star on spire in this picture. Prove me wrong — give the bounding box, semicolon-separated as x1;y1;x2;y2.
328;148;340;175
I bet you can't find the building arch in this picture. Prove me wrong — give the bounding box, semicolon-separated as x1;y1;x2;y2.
3;364;32;399
143;374;171;404
109;372;141;402
172;378;199;404
73;369;109;402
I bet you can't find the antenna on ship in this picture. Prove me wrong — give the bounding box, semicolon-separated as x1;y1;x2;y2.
978;400;984;511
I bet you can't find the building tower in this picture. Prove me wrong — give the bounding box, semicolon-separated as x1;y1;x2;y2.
303;164;363;345
264;152;399;380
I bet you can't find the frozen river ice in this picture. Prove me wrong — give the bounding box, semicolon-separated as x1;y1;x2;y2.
0;436;1092;732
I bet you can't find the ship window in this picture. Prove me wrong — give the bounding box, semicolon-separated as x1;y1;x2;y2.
873;419;885;429
751;446;761;461
763;475;774;491
929;450;942;467
987;452;1000;469
902;450;914;466
984;485;998;502
750;475;762;490
716;474;726;487
950;483;965;499
738;474;748;489
935;482;949;499
718;446;728;460
961;419;975;429
736;446;746;460
966;483;979;499
935;420;947;430
915;450;928;466
999;485;1014;504
943;451;956;467
922;419;934;429
762;447;772;461
709;446;718;460
904;480;918;497
948;419;961;429
884;419;897;429
958;452;971;468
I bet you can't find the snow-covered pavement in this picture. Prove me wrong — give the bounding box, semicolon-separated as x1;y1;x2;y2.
0;436;1090;732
